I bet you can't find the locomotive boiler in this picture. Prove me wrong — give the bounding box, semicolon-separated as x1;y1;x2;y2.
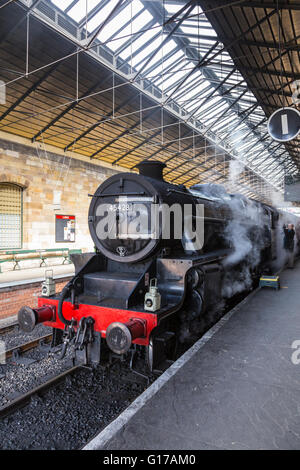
18;160;279;373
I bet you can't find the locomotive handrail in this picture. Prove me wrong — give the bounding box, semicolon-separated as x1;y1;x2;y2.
167;187;229;204
88;192;147;198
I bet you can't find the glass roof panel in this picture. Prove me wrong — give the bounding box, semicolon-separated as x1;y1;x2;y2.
118;26;158;60
46;0;294;189
98;1;149;45
147;51;184;81
86;3;119;32
181;26;217;37
68;0;101;22
131;33;167;67
165;3;186;14
51;0;74;11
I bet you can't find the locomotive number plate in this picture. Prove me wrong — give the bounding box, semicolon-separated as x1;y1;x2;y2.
109;203;133;212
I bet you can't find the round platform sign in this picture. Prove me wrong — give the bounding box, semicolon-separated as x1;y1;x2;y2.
267;107;300;142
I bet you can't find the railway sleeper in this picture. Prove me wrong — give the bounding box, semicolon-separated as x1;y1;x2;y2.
11;349;37;366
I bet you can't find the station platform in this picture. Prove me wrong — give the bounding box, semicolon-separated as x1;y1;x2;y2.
85;261;300;450
0;264;74;320
0;264;74;288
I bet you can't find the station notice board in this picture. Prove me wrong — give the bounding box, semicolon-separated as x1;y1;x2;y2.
55;215;75;242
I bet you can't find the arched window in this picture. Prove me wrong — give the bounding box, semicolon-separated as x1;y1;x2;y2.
0;183;23;249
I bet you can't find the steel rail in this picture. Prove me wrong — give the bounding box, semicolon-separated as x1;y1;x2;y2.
4;334;53;361
0;323;19;336
0;365;80;419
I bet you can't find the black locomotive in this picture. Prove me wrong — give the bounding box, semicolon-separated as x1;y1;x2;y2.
18;160;280;373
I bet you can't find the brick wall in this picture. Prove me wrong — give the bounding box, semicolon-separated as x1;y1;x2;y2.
0;137;119;255
0;277;72;320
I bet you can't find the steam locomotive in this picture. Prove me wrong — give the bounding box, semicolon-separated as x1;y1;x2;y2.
18;160;280;373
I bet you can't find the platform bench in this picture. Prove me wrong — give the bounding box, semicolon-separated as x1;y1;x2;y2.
0;248;82;272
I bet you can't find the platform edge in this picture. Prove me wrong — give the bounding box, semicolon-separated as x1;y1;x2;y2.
83;288;258;450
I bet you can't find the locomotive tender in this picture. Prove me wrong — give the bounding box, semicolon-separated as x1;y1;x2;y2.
18;160;279;372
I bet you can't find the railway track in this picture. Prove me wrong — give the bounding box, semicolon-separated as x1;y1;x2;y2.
4;333;52;361
0;286;260;449
0;365;80;419
0;322;19;336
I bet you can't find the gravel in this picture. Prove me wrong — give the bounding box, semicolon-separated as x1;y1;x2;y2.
0;363;150;450
0;290;249;449
0;321;153;450
0;323;51;350
0;322;72;408
0;348;75;407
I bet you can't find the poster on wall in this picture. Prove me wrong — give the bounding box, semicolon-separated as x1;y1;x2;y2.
55;215;75;242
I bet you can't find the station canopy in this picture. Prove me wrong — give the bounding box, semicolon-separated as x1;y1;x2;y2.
0;0;299;203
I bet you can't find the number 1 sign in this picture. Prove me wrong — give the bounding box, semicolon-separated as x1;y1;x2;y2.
267;107;300;142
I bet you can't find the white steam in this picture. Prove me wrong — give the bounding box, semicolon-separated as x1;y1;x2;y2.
270;189;292;209
227;159;245;193
221;159;265;297
222;196;266;298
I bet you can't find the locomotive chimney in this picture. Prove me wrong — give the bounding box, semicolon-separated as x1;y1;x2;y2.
136;160;166;181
